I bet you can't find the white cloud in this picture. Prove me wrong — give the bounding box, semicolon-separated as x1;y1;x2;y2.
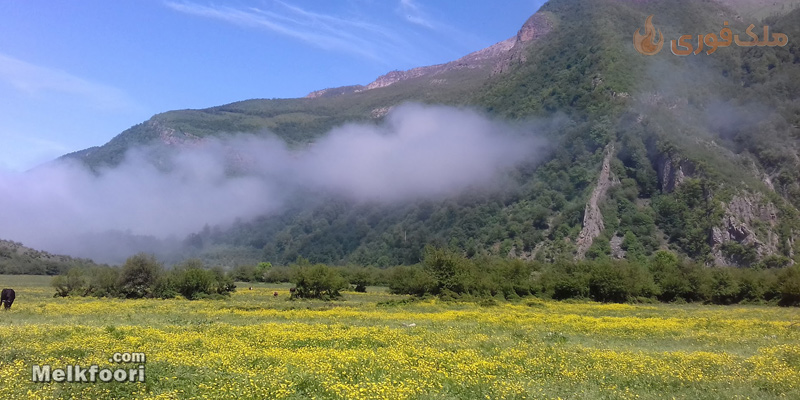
0;103;548;262
397;0;434;28
165;0;413;63
0;53;138;112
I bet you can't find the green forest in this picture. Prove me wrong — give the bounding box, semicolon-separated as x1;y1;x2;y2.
15;0;800;304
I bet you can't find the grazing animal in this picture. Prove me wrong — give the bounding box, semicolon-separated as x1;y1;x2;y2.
1;288;15;310
273;291;279;297
289;287;296;294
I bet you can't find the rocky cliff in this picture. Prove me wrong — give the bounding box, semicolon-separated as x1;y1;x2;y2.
305;11;556;97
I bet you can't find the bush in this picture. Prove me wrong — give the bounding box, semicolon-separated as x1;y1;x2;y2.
546;263;591;300
650;251;689;302
758;255;792;269
291;264;348;300
171;260;236;300
118;253;163;299
735;268;769;303
51;255;235;300
176;266;215;300
422;245;475;295
52;268;88;297
210;266;236;294
710;268;740;305
589;261;631;303
778;266;800;306
87;266;120;298
387;265;436;296
230;264;258;282
152;275;178;299
339;266;378;292
263;266;293;283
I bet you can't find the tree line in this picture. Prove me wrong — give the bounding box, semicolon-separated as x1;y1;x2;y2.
229;246;800;306
53;253;235;300
50;247;800;306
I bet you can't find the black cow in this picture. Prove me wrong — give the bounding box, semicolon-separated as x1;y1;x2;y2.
1;288;14;310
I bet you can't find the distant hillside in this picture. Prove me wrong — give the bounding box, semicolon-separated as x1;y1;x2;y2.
58;11;553;172
51;0;800;269
0;239;101;275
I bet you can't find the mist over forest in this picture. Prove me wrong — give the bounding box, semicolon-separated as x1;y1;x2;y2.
0;104;547;264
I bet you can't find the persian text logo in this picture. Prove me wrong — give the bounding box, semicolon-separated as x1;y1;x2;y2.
633;15;789;56
633;15;664;55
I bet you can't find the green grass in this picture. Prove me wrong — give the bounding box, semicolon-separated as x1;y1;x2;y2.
0;275;799;399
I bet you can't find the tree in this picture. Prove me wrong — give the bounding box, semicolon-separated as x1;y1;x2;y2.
291;264;348;300
255;262;272;281
387;265;435;296
117;253;162;299
52;268;88;297
778;266;800;306
422;245;474;295
170;260;236;300
174;260;214;300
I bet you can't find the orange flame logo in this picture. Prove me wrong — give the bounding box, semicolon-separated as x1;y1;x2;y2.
633;15;664;55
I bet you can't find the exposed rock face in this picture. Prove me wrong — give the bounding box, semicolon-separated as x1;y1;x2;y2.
610;235;626;259
657;155;694;193
492;12;556;75
370;107;392;118
305;85;365;99
150;119;201;147
361;35;521;91
711;193;781;266
365;67;435;90
304;10;555;97
576;144;617;259
517;12;554;43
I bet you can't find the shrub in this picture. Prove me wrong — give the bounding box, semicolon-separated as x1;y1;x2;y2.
339;266;377;292
263;266;293;283
210;266;236;294
87;266;120;298
422;245;474;295
589;261;630;303
778;266;800;306
176;267;215;300
548;264;591;300
52;268;88;297
758;255;792;269
117;253;163;299
387;265;436;296
171;260;236;300
230;264;258;282
710;268;740;305
682;262;713;302
291;264;348;300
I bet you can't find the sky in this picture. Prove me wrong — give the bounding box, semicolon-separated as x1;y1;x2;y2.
0;103;549;263
0;0;546;172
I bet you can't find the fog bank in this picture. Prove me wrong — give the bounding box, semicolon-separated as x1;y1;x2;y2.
0;103;547;262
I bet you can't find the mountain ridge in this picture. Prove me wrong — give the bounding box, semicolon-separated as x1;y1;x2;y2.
39;0;800;268
306;11;556;98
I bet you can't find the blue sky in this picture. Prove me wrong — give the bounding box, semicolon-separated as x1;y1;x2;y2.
0;0;545;171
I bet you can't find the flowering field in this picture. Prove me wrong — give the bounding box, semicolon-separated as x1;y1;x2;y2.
1;275;799;399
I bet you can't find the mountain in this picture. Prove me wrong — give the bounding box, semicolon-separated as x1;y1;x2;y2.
0;239;101;275
56;0;800;268
59;11;554;171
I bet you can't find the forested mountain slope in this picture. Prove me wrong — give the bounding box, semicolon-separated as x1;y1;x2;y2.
56;0;800;268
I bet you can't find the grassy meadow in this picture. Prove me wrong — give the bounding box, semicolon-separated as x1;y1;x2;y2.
0;275;799;399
